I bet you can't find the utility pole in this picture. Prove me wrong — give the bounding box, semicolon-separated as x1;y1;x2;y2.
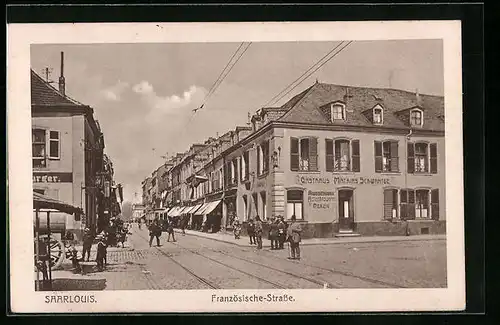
43;67;55;83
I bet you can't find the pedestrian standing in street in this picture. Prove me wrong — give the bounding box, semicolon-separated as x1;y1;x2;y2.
96;234;107;271
269;217;279;250
180;214;187;235
277;216;286;250
167;217;176;242
82;227;93;262
254;215;263;249
247;219;256;245
233;218;242;239
287;215;303;260
149;219;162;247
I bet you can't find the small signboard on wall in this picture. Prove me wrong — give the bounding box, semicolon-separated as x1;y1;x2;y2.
32;172;73;183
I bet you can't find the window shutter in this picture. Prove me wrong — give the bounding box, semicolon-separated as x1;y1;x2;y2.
374;141;382;172
224;162;229;188
325;139;334;172
245;152;249;180
431;189;439;220
407;142;415;174
290;137;299;171
400;189;407;220
351;140;360;172
240;155;243;181
257;146;261;175
309;137;318;171
430;143;438;174
407;190;416;220
390;141;399;172
383;189;394;220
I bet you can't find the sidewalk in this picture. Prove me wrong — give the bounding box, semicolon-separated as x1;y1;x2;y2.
174;229;446;247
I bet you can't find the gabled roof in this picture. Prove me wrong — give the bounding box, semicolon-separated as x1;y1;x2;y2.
277;82;444;131
31;69;87;107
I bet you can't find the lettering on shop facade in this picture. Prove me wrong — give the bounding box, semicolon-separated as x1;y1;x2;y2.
308;190;335;209
296;174;390;186
33;172;73;183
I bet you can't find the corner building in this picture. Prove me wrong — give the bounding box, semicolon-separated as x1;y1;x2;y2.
224;82;445;238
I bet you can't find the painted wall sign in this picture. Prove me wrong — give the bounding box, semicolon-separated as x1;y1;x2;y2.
332;176;390;185
33;172;73;183
296;175;331;185
307;190;335;209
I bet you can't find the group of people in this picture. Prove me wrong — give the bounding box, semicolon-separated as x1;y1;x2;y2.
233;215;303;260
147;217;177;247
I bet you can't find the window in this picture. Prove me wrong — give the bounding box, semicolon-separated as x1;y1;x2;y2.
410;109;423;126
241;151;249;181
260;191;267;220
383;189;398;220
375;140;399;172
230;160;236;184
415;189;430;219
257;140;269;176
331;104;345;121
49;131;60;159
32;129;46;168
325;139;360;172
407;142;437;174
373;107;383;124
286;190;303;220
399;189;415;220
291;137;318;171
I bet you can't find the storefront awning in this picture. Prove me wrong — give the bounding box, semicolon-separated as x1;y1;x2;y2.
189;204;203;214
182;205;196;214
193;203;209;216
167;206;180;217
169;206;187;217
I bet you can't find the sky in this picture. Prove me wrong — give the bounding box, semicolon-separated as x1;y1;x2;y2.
31;40;444;204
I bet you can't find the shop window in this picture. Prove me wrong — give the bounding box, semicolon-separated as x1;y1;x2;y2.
375;140;399;172
383;189;398;220
260;191;267;220
373;107;383;125
286;189;303;220
291;137;318;171
410;109;423;127
407;142;437;174
257;140;270;176
331;103;346;121
325;139;360;172
32;129;47;168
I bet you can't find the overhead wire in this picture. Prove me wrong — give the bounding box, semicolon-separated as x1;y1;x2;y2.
268;41;353;107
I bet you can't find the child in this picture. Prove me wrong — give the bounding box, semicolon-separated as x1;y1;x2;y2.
96;234;107;271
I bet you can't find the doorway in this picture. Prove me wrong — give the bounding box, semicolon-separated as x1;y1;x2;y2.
338;189;354;232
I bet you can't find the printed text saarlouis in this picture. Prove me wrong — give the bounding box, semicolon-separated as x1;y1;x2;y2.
212;293;295;303
45;294;97;303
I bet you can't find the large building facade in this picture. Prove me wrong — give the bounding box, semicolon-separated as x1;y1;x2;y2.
31;55;117;240
143;82;445;238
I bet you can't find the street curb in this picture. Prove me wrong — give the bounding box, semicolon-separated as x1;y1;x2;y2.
174;229;446;247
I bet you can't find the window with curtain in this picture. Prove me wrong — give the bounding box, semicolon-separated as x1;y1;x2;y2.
291;137;318;171
331;104;345;121
410;109;423;126
375;140;399;172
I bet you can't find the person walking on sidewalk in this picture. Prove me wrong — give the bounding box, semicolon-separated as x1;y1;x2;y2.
149;220;162;247
254;215;263;249
277;216;286;250
287;215;302;260
247;219;256;245
96;234;107;271
166;217;176;242
82;228;93;262
269;217;279;250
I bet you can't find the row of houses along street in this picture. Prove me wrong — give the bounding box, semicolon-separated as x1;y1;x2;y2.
139;80;446;239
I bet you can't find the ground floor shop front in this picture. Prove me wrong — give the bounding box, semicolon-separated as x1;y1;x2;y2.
224;172;446;238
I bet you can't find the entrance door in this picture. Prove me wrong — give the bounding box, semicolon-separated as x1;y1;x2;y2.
338;189;354;232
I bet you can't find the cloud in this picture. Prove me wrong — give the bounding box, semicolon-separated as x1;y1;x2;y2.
132;81;207;121
101;80;129;101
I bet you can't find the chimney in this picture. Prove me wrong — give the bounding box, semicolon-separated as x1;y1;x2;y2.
59;52;66;96
416;88;421;107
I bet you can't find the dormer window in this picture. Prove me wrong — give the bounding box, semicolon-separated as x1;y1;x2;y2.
331;103;346;121
373;105;383;125
410;109;423;127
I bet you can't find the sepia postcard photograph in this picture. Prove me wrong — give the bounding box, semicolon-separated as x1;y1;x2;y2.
7;21;465;313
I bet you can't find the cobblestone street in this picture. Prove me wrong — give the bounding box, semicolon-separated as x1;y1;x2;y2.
76;224;446;290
